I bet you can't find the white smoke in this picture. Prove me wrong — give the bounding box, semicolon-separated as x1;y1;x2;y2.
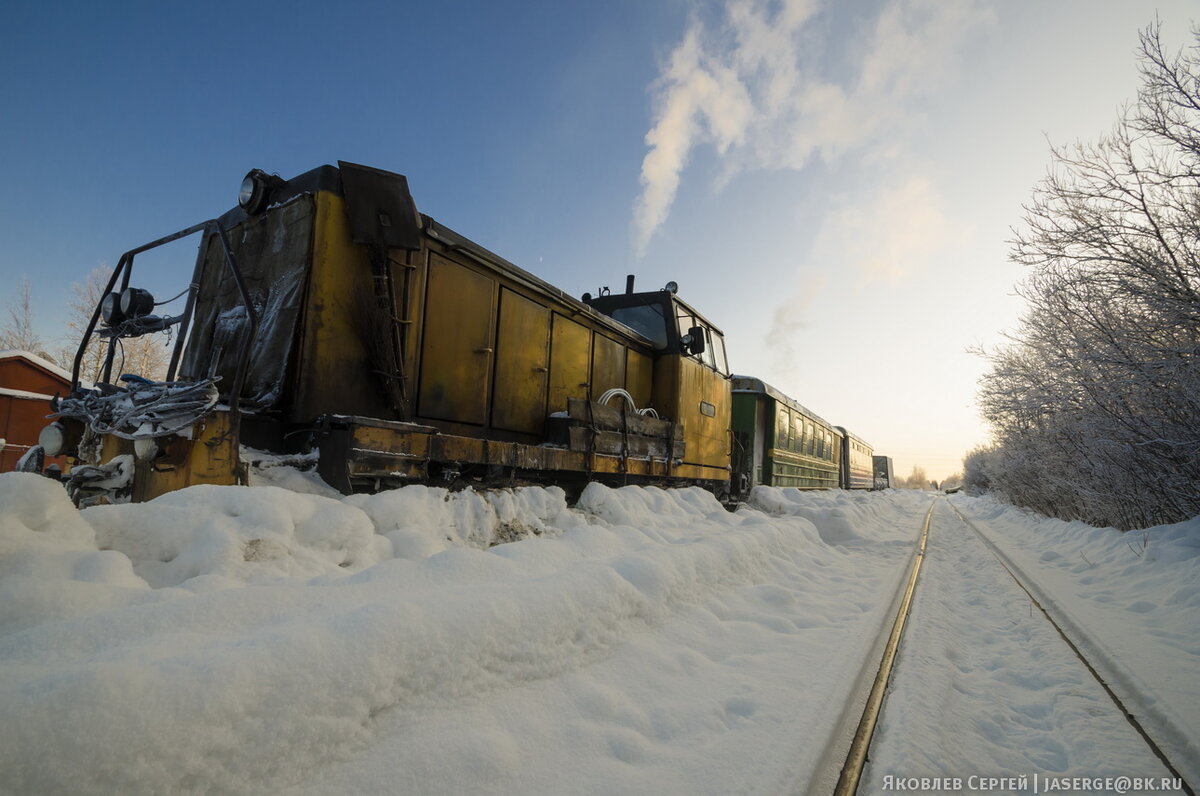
631;0;993;255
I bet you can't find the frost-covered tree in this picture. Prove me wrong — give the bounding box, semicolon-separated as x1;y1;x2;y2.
978;23;1200;530
899;465;928;490
0;277;54;360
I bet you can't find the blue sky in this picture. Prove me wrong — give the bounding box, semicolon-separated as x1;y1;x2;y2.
3;0;1196;481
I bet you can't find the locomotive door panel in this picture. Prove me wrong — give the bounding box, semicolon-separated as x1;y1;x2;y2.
548;313;590;413
590;335;626;400
492;288;550;434
677;356;732;470
418;254;496;425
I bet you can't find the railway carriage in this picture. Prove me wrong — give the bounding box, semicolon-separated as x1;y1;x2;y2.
40;162;732;504
835;426;875;490
730;376;843;491
872;455;894;490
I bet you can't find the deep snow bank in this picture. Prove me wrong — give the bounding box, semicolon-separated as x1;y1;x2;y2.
0;473;150;634
0;476;929;794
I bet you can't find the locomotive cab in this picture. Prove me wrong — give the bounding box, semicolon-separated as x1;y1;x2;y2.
585;286;732;486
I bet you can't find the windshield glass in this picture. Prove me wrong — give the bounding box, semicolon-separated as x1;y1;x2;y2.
610;304;669;350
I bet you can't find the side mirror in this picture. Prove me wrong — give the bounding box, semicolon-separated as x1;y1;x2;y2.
681;325;706;356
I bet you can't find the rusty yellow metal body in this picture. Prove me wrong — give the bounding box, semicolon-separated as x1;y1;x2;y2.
130;413;240;502
82;163;733;501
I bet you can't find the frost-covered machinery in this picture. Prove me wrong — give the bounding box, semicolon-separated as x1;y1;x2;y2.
40;163;735;504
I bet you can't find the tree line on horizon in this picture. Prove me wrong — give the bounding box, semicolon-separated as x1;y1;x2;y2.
966;24;1200;531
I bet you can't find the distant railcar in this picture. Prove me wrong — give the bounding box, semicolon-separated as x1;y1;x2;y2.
43;163;733;504
730;376;843;491
835;426;874;490
872;455;894;490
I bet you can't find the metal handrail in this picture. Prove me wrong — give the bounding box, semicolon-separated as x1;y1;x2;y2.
71;217;259;426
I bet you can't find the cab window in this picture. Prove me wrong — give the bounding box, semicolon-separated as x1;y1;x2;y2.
710;329;728;374
676;308;728;376
610;304;669;350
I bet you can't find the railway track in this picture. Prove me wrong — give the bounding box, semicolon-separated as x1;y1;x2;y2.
819;498;1194;796
944;502;1194;796
800;499;935;796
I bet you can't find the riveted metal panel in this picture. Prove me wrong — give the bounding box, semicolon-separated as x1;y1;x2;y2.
492;288;550;435
548;313;590;414
418;255;496;424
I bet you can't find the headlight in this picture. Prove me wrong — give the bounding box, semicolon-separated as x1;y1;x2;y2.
133;422;166;461
133;436;160;461
119;287;155;319
100;292;126;326
39;420;83;457
39;423;67;457
238;168;276;215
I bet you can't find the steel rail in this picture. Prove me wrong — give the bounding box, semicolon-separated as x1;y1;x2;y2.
832;500;936;796
947;503;1194;796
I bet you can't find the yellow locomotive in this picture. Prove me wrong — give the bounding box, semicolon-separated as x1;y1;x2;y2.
40;162;733;504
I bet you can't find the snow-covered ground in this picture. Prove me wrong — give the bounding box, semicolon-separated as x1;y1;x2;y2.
1;474;1195;794
864;502;1191;792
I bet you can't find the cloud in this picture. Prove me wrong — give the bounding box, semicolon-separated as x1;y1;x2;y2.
631;0;993;254
811;175;960;283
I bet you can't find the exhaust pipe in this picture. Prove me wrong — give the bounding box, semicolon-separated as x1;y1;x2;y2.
625;274;635;294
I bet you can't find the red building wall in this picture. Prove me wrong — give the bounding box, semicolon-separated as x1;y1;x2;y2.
0;353;72;473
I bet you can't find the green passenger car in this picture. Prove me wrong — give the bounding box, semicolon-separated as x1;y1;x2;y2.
731;375;842;491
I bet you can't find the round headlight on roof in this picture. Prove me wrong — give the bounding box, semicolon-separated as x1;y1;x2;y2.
100;292;126;326
238;168;276;215
664;281;679;295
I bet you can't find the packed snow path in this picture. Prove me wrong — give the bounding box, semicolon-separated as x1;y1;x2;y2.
864;501;1193;794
